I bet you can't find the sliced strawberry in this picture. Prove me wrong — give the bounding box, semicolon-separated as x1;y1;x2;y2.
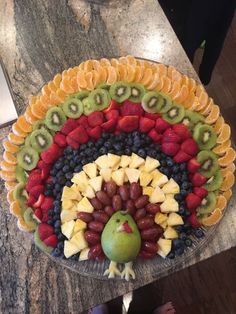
193;187;208;199
188;212;201;228
88;111;104;127
54;132;67;148
173;150;192;163
33;194;45;208
139;117;155;133
191;172;207;187
172;124;191;141
162;128;181;143
66;136;80;149
38;223;54;241
27;194;37;206
44;234;58;248
105;109;119;121
186;193;202;211
30;185;44;198
104;99;119;113
26;173;42;191
144;112;161;120
68;125;89;144
181;138;199;156
118;115;139;132
33;208;42;222
187;158;201;173
77;115;90;129
148;129;162;143
162;142;180;156
101;118;117;132
60;118;78;135
155;118;171;133
120;100;144;117
87;126;102;139
41;197;54;212
41;144;62;164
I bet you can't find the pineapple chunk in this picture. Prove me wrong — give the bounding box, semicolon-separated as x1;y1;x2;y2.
64;240;80;258
77;197;94;213
151;170;168;187
157;238;172;257
100;168;112;182
73;219;87;234
143;186;154;197
72;171;88;192
89;176;103;192
149;186;165;203
120;155;131;168
139;171;153;187
167;213;184;226
61;186;79;200
83;163;97;179
79;247;90;261
139;164;145;172
82;185;95;198
60;209;77;223
162;178;180;194
160;198;179;213
144;156;160;172
61;220;76;239
111;168;125;186
125;168;141;183
155;212;168;225
163;226;178;239
70;230;88;251
62;199;74;210
108;153;121;169
129;153;145;169
160;221;168;229
95;155;109;169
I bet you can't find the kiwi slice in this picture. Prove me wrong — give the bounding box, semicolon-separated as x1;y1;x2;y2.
197;192;216;214
88;88;110;111
16;165;27;184
203;170;223;191
62;98;83;118
73;91;89;100
17;147;39;171
141;91;162;113
45;107;67;131
97;83;110;91
23;207;38;230
34;228;53;254
83;97;94;116
197;150;219;178
163;103;185;124
30;129;53;153
158;93;172;113
13;182;27;203
181;110;204;129
193;124;217;150
129;83;146;103
109;81;131;103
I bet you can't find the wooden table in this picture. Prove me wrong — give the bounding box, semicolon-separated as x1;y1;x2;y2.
0;1;235;313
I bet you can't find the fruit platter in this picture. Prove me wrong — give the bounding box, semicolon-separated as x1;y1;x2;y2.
1;56;235;281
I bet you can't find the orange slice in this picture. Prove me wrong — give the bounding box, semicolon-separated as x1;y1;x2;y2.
30;102;46;119
17;217;34;232
67;67;78;78
7;189;15;203
182;91;195;109
169;81;181;99
110;58;120;67
217;123;231;144
155;75;164;91
61;76;75;93
0;160;16;171
8;132;24;145
41;84;51;97
220;171;235;191
5;181;17;190
200;98;213;115
126;64;136;82
126;55;137;67
0;170;16;181
195;84;205;97
85;72;94;90
196;91;208;111
24;106;38;124
3;151;17;164
56;88;67;103
77;70;88;89
218;148;236;167
70;76;79;92
146;72;160;90
174;85;189;103
106;66;118;84
213;139;231;156
100;58;111;67
12;122;27;137
29;95;38;106
201;208;222;226
222;189;232;201
188;96;199;111
119;56;128;65
181;75;189;86
137;59;151;69
221;163;235;177
16;115;33;133
10;201;22;217
91;70;100;87
169;68;182;82
53;73;62;88
161;76;172;94
48;80;57;93
134;66;143;82
213;116;225;134
49;91;62;106
188;78;197;93
154;63;167;77
96;65;107;83
117;64;128;81
205;105;220;124
216;195;227;211
83;60;93;72
3;141;20;153
139;67;153;86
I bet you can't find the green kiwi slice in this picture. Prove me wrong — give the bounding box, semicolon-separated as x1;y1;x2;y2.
197;192;216;214
34;228;53;254
73;91;89;101
62;98;83;118
181;110;204;129
24;136;31;147
197;150;219;178
158;93;172;113
13;182;27;204
97;83;110;91
23;208;38;230
193;124;217;150
129;83;146;103
163;103;185;124
83;97;95;116
17;147;39;171
45;107;67;131
88;88;110;111
30;129;53;152
109;81;131;103
16;165;27;184
203;170;223;191
141;91;162;113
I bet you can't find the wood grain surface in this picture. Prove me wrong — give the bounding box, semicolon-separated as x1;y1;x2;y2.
0;1;235;313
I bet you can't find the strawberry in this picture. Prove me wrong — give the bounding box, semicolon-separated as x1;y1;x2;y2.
155;118;171;133
68;125;89;144
101;118;117;132
105;109;119;121
37;160;51;172
44;234;58;248
77;115;90;129
148;129;162;143
41;144;62;164
173;150;192;163
27;194;37;206
33;208;42;222
187;158;201;173
88;111;104;127
41;197;54;212
54;132;67;148
172;124;191;141
188;213;201;228
193;187;208;199
162;128;181;143
42;213;48;223
38;223;54;241
144;112;161;120
186;193;202;210
60;118;78;135
87;126;102;139
139;250;155;259
46;176;53;184
118;116;139;132
104;99;119;112
26;173;42;191
29;185;44;198
139;117;155;133
120;100;144;117
181;138;199;156
161;142;180;156
33;194;45;208
41;167;50;181
66;136;80;149
191;173;207;187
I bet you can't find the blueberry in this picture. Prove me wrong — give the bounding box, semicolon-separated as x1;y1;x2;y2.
174;194;183;201
47;220;53;226
131;146;139;153
180;189;188;197
44;190;53;197
194;229;204;238
58;232;65;241
70;161;76;168
181;182;189;189
159;166;165;174
99;147;107;154
85;148;92;155
54;227;61;235
124;148;131;155
160;160;167;167
96;138;104;146
52;248;61;257
147;149;156;158
56;194;62;200
167;252;175;259
50;169;57;176
102;132;109;139
155;153;161;160
54;200;60;207
63;165;70;172
185;238;193;247
57;241;64;250
58;177;66;185
179;163;187;171
113;143;122;151
175;225;184;232
127;138;133;146
162;168;170;176
133;140;141;148
79;151;85;158
181;173;188;182
65;172;73;180
81;159;88;165
54;220;61;228
87;141;93;148
55;162;63;170
66;181;73;187
167;159;174;167
179;206;186;215
172;174;181;182
137;149;146;158
74;165;81;172
175;246;184;256
45;183;53;190
93;153;99;159
172;165;179;174
185;210;191;216
64;146;73;155
179;233;187;241
56;170;64;178
172;239;184;249
48;209;53;216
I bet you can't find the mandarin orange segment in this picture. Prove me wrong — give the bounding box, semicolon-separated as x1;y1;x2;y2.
170;68;182;82
213;139;231;156
7;189;15;203
220;163;236;177
48;80;58;93
195;84;205;97
70;76;79;92
29;95;38;106
110;58;120;67
3;151;17;164
146;72;160;90
222;189;232;201
201;208;222;226
220;171;235;191
16;115;33;133
188;78;197;93
56;89;67;103
96;65;107;83
155;75;164;91
174;85;189;103
200;97;214;116
216;195;227;211
137;59;151;69
188;96;199;111
3;141;20;153
8;132;24;145
50;91;63;105
154;63;167;77
77;70;88;89
195;91;208;111
117;64;128;81
106;66;118;84
100;58;111;67
169;81;181;99
24;106;38;124
12;122;27;137
0;160;16;171
217;123;231;144
30;103;46;119
161;76;172;94
61;76;75;93
0;170;16;181
17;217;35;232
10;201;22;217
41;84;51;97
126;55;137;67
218;148;236;167
181;75;189;86
213;116;224;134
85;72;95;90
182;91;195;109
67;67;79;77
91;70;100;87
134;66;143;82
53;73;62;88
205;105;220;124
126;64;136;82
5;181;17;190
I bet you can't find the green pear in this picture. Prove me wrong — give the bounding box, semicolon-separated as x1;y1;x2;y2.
101;211;141;263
